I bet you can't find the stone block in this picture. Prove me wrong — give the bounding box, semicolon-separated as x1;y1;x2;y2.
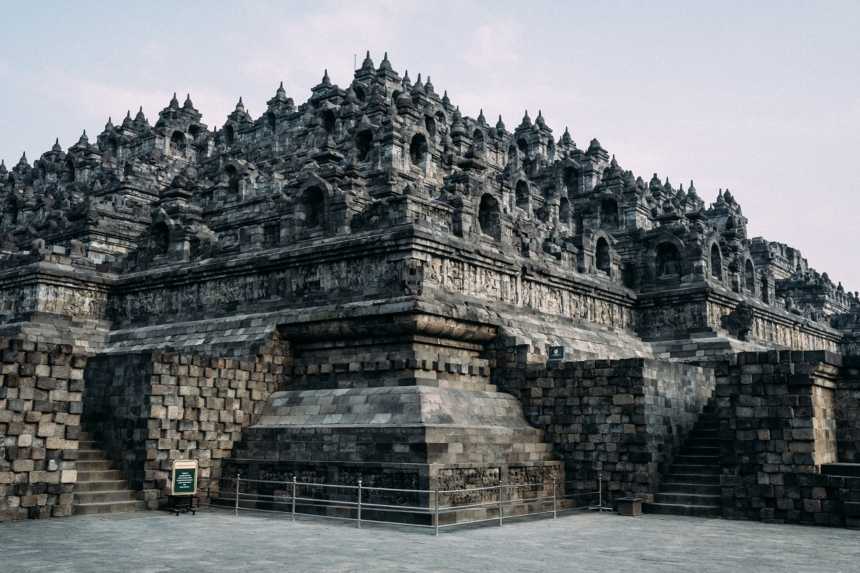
37;422;56;438
45;437;75;450
12;459;34;472
802;499;821;513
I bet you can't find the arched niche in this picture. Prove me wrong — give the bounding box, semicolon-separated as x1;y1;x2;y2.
710;244;723;280
224;125;235;146
761;275;770;303
151;221;170;255
744;259;755;292
563;166;581;194
478;194;501;240
65;158;76;182
596;237;611;274
107;137;120;158
516;138;529;157
656;242;682;278
600;197;619;228
225;165;240;197
169;131;186;156
355;130;373;162
321;109;336;134
424;115;437;138
409;133;428;166
559;197;571;224
299;186;325;229
515;180;529;210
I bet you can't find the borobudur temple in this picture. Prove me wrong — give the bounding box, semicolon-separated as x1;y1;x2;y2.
1;52;859;526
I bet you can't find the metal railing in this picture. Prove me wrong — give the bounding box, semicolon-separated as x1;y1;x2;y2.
209;474;606;534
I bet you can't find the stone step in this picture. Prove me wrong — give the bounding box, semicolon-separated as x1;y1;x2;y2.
658;482;721;495
73;500;146;516
689;440;718;448
670;464;720;475
74;490;139;504
680;446;720;456
673;454;720;466
643;502;721;518
690;427;718;435
664;473;721;484
77;449;108;461
75;479;130;493
693;428;719;435
78;469;124;482
821;463;860;478
684;436;720;449
76;460;116;472
655;492;722;505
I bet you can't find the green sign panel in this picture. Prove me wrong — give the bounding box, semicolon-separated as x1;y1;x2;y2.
548;346;565;361
172;464;197;496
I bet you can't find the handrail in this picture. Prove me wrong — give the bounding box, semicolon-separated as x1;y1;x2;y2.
214;474;605;534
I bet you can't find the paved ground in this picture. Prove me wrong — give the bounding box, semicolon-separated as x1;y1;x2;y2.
1;509;859;573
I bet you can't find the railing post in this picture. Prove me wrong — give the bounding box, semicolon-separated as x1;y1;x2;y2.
498;482;504;526
553;478;558;519
291;475;297;522
357;479;362;529
598;471;603;509
234;473;240;517
434;488;439;536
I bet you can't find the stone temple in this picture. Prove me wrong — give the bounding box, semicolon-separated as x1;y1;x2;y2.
0;52;858;526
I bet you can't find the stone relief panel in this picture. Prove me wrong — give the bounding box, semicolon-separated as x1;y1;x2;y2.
434;466;501;506
109;255;395;325
0;284;38;316
423;254;634;331
0;282;107;320
636;300;708;338
708;300;839;352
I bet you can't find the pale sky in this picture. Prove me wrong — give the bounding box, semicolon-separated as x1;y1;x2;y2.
1;1;858;291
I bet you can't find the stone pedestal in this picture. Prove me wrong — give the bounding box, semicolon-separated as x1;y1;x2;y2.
225;312;563;517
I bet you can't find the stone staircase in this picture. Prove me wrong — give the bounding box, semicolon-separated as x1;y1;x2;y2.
644;404;722;518
74;431;145;515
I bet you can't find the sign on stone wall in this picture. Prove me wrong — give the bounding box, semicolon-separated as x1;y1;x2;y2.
170;460;198;496
548;346;565;361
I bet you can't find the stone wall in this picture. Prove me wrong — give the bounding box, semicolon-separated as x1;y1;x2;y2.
83;353;154;498
494;353;714;501
83;335;289;506
715;351;853;525
837;356;860;463
0;337;87;521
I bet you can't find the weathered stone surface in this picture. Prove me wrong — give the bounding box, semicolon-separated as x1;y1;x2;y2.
713;351;857;525
0;53;858;524
495;355;714;501
0;338;83;520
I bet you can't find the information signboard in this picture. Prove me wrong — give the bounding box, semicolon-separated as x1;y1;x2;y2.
171;460;198;496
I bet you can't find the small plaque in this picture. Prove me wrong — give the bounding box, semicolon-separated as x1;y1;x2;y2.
548;346;565;361
171;460;198;496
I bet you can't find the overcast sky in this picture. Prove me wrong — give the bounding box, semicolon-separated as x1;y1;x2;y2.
1;1;858;290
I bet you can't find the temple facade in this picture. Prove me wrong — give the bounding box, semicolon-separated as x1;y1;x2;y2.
1;53;858;525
